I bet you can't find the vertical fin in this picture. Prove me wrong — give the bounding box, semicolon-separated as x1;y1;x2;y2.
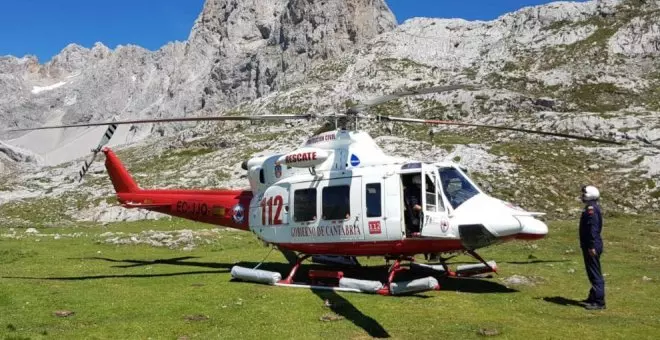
102;147;139;193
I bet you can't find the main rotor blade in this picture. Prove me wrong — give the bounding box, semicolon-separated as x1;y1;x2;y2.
380;115;623;145
7;114;313;132
346;84;474;115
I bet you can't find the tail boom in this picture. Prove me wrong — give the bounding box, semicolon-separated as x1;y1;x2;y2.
102;148;252;230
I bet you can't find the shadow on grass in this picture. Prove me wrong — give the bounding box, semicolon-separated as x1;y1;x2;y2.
439;277;518;294
312;289;390;338
73;256;233;269
75;257;391;338
503;259;571;265
3;256;519;339
59;256;518;294
4;256;519;295
2;256;234;281
424;259;571;266
2;270;229;281
540;296;584;307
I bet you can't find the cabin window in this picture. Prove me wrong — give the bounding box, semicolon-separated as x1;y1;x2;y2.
259;169;265;184
294;189;316;222
322;185;350;220
425;174;437;212
366;183;381;217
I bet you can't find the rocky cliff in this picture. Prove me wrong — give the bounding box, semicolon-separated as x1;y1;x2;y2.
0;0;395;165
1;0;659;225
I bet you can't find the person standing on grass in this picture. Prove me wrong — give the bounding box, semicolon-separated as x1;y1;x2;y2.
579;185;605;310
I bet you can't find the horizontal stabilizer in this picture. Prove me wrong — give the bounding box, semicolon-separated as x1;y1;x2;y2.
122;202;171;209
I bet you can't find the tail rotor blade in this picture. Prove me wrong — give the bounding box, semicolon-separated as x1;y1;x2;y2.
96;123;118;151
78;152;99;182
79;122;118;182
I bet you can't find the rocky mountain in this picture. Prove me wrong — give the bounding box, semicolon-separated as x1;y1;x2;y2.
0;0;395;165
1;0;659;226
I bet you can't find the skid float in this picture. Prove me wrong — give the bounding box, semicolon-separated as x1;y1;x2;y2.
230;253;497;296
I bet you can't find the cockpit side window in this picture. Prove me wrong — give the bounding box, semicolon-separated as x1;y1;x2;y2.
425;174;437;212
437;167;480;209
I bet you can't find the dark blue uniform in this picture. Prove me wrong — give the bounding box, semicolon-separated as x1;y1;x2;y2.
404;186;421;233
579;200;605;307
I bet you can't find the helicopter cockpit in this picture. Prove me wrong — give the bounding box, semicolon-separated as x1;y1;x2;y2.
400;162;485;238
436;165;481;210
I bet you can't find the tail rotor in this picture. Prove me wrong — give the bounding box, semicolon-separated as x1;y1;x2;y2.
78;123;118;182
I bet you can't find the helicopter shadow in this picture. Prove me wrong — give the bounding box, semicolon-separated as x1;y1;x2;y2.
72;256;234;269
311;289;390;338
233;261;393;338
3;256;520;294
71;257;392;338
425;259;570;266
236;261;518;294
2;256;514;339
502;259;571;265
1;256;232;281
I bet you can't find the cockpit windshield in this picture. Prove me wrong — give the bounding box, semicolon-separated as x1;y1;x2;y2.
437;166;480;209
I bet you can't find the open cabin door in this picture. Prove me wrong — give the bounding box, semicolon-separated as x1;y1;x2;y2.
420;164;453;238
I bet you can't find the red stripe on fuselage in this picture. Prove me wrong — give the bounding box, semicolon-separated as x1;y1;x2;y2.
276;230;546;257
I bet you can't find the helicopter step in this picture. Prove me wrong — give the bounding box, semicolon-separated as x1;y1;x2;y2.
456;261;498;277
311;255;361;267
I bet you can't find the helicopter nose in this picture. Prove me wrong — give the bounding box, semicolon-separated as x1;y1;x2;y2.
515;215;548;240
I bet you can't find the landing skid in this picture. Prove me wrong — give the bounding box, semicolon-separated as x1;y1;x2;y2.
231;254;439;296
412;250;497;278
231;250;496;295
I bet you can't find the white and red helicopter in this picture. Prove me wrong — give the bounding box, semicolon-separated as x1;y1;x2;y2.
10;85;621;295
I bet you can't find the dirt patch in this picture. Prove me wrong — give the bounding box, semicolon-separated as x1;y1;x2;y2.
319;312;344;322
184;314;209;322
54;310;75;317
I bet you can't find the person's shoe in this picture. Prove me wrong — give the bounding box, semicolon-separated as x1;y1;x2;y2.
584;303;606;310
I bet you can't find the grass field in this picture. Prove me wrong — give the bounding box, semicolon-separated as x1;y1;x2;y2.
1;215;659;339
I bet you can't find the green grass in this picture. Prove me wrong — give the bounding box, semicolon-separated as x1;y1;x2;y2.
308;60;350;81
0;196;91;226
1;215;659;339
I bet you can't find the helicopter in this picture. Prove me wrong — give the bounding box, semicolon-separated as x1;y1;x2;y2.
8;84;622;295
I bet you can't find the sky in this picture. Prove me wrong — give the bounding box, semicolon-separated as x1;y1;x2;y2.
0;0;586;63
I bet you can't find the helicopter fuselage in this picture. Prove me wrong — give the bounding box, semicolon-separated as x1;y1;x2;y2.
104;129;547;258
241;130;548;256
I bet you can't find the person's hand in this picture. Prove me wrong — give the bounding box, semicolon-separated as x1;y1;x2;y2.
589;248;597;256
414;204;422;212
